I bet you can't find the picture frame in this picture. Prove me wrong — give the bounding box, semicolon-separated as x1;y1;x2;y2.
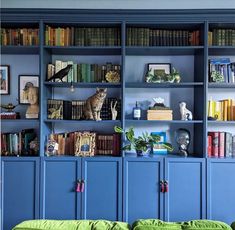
75;132;96;157
147;63;171;77
151;132;168;155
19;75;39;104
0;65;10;95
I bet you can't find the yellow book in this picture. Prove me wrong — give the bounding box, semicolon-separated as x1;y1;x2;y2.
208;31;213;46
222;100;228;121
227;99;231;121
232;100;235;121
214;101;221;121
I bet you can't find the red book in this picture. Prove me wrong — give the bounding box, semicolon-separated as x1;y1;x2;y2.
219;132;225;158
207;135;212;157
208;132;219;157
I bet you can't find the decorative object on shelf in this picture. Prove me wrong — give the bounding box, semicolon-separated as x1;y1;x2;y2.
0;103;18;112
29;137;39;155
0;65;10;95
175;128;191;157
114;126;173;157
133;101;142;120
146;63;171;83
83;88;107;121
111;100;118;120
47;64;73;82
75;132;96;157
147;97;173;120
46;136;59;156
168;67;181;83
105;71;120;83
26;86;39;119
151;132;168;155
179;102;193;121
0;102;20;119
19;75;39;104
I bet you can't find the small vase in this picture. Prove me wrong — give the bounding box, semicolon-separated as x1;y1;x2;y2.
136;148;150;157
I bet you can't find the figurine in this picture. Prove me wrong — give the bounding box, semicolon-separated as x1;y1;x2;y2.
179;102;193;121
0;103;18;112
47;64;72;82
175;128;191;157
26;86;39;119
111;100;118;120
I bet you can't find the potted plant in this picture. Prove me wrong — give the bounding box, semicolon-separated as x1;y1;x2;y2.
114;126;173;156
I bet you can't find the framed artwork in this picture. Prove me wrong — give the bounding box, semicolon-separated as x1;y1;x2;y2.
0;65;10;95
147;63;171;77
75;132;96;157
19;75;39;104
151;132;167;155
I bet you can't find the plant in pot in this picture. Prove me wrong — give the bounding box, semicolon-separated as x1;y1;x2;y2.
114;126;173;156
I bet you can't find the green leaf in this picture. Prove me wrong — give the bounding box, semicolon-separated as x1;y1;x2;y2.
122;144;131;151
162;143;173;151
114;126;123;133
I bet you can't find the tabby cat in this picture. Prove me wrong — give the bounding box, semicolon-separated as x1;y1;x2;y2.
83;88;107;120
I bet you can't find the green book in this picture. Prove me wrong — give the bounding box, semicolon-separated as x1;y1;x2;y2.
86;64;91;83
73;64;77;82
77;64;82;82
81;63;86;82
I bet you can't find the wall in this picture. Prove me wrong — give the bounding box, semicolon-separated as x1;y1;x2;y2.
1;0;235;9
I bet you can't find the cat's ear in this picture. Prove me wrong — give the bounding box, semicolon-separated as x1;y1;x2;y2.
96;87;100;92
103;88;107;93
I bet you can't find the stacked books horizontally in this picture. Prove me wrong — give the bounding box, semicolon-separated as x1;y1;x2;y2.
126;27;200;46
46;132;120;156
208;98;235;121
47;98;121;120
0;28;39;46
0;112;20;119
208;29;235;46
208;58;235;83
47;61;121;83
0;129;38;156
208;132;235;158
45;26;121;46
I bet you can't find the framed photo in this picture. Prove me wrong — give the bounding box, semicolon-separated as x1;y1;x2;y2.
19;75;39;104
0;65;10;95
75;132;96;157
151;132;167;155
148;63;171;77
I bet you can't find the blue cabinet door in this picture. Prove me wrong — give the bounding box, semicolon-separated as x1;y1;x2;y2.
123;158;164;224
207;159;235;225
81;157;122;221
164;158;206;221
41;157;81;219
1;157;40;230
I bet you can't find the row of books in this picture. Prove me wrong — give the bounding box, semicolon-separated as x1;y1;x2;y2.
0;28;39;46
47;61;121;83
46;132;121;156
0;112;20;119
208;132;235;158
47;98;121;120
208;58;235;83
208;98;235;121
45;26;121;46
1;129;38;156
208;29;235;46
126;28;200;46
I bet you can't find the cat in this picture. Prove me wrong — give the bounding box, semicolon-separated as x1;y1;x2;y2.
83;88;107;121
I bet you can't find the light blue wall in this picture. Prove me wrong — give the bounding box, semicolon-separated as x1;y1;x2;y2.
2;0;235;9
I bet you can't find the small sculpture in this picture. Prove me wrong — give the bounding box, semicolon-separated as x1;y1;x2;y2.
111;100;118;120
47;64;72;82
151;97;171;110
105;71;120;83
179;102;193;121
83;88;107;121
0;103;18;112
26;86;39;119
48;105;63;119
175;128;191;157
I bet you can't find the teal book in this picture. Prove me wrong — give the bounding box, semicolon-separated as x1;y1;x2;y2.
86;64;91;83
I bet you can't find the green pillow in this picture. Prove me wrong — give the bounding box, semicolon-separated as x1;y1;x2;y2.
132;219;182;230
182;220;232;230
12;219;131;230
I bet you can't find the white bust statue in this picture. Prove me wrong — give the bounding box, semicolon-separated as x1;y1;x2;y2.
26;86;39;119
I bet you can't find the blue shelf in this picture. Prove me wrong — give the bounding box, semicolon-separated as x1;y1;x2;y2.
44;46;121;55
208;46;235;55
208;83;235;88
125;119;203;124
126;82;203;88
126;46;204;56
207;121;235;124
1;45;40;54
44;82;121;88
44;119;121;124
1;119;39;122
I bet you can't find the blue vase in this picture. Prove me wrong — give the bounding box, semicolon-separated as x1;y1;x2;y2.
136;148;150;157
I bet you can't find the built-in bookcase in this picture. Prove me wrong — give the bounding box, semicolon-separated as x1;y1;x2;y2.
1;11;235;158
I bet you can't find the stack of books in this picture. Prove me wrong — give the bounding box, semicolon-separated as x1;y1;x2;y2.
147;109;173;120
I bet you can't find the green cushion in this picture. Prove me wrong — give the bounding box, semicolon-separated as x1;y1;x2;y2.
132;219;182;230
182;220;232;230
12;219;131;230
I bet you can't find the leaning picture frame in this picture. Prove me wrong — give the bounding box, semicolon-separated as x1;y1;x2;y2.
0;65;10;95
19;75;39;104
151;131;168;155
75;132;96;157
148;63;171;77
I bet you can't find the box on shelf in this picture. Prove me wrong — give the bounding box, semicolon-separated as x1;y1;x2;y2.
147;109;173;120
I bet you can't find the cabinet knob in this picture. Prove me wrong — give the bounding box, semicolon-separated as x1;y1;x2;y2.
160;180;165;193
164;180;169;193
76;180;81;192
